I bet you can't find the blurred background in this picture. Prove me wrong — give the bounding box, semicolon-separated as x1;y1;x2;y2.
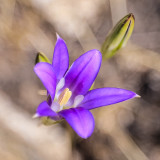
0;0;160;159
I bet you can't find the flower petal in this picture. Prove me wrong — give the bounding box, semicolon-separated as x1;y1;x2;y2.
59;107;95;139
34;62;56;99
36;101;58;118
52;35;69;81
79;88;138;110
63;49;102;99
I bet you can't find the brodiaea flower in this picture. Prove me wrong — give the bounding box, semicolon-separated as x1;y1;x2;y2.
34;35;138;139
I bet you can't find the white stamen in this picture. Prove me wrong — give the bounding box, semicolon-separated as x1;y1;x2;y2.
32;113;40;118
51;102;61;112
56;78;65;93
73;95;84;108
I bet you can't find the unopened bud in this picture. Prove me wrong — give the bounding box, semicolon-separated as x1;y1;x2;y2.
101;13;135;59
35;52;51;64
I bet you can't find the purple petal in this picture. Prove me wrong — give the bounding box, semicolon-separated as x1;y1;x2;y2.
79;88;138;110
59;107;95;139
36;101;58;118
52;35;69;81
63;49;102;99
34;62;56;99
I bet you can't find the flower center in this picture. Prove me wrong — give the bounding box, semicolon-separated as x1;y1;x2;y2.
58;88;72;106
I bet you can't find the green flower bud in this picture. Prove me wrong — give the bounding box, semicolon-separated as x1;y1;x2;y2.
35;52;51;64
101;13;135;59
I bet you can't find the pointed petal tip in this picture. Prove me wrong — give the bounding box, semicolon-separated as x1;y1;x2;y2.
80;135;90;139
56;33;66;43
53;33;69;81
80;88;139;110
135;94;141;98
56;32;60;39
32;113;40;119
80;132;92;139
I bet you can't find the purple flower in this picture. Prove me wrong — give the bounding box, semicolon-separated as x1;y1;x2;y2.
34;35;138;139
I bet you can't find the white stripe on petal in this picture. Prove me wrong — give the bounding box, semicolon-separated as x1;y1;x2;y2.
51;102;61;112
56;78;65;92
73;95;84;108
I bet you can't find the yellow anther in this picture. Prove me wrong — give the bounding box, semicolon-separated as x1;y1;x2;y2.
58;88;72;106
